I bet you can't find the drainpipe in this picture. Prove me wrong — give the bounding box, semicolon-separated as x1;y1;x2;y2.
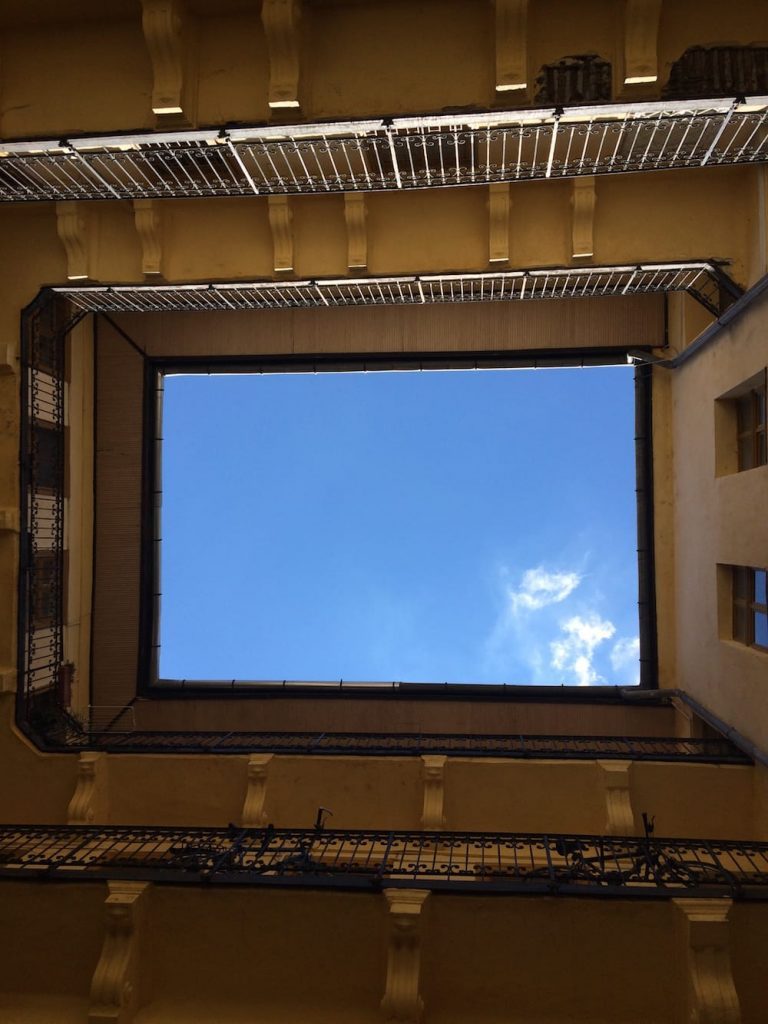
634;363;658;689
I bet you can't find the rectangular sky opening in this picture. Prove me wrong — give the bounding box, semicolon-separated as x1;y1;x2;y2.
157;366;640;686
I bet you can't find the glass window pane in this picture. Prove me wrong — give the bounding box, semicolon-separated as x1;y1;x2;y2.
734;566;750;601
738;435;754;470
756;387;766;428
756;570;767;606
755;612;768;649
737;394;754;433
757;430;767;467
733;603;748;642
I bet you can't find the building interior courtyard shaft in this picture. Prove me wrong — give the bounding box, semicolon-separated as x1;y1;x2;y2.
1;1;768;1021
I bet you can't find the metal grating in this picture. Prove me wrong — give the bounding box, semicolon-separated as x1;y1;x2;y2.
1;824;767;898
66;730;749;763
53;261;737;318
1;97;767;202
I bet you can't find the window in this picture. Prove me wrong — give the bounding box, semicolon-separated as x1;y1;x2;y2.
714;370;767;476
733;566;768;652
736;385;767;471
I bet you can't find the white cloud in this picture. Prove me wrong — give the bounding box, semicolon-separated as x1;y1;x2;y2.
550;614;616;686
506;567;581;615
610;636;640;670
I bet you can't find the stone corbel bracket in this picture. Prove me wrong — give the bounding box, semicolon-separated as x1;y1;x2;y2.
344;193;367;270
673;898;742;1024
268;194;294;273
56;201;92;281
0;508;19;532
0;668;16;694
262;0;302;111
623;0;662;86
597;760;636;835
488;182;511;264
89;881;151;1024
133;200;163;277
571;176;596;260
420;755;447;830
242;753;274;827
0;346;17;376
67;751;109;825
494;0;528;95
381;889;430;1024
141;0;194;126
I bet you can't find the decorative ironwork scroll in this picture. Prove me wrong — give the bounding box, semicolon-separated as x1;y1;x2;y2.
0;824;766;898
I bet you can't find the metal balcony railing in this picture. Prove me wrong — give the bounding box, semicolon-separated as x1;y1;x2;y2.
60;730;749;763
1;825;767;898
1;97;767;202
54;260;739;318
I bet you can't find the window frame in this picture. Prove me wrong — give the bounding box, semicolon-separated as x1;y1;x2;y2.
715;368;767;476
736;386;767;471
732;566;768;653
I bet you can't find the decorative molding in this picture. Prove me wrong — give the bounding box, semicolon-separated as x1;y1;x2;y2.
420;755;447;830
141;0;190;123
67;751;108;825
242;753;273;827
381;889;430;1024
571;176;596;259
344;192;367;270
0;508;19;532
597;760;635;835
488;182;511;264
56;201;91;280
624;0;662;85
267;194;294;273
89;881;150;1024
673;899;742;1024
132;200;163;276
262;0;301;110
494;0;528;93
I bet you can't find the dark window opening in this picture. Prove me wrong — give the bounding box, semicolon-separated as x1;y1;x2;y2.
664;45;768;100
31;422;62;493
534;55;612;106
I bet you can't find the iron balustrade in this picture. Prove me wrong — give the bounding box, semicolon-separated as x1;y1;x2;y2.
1;824;767;898
1;98;767;202
54;261;739;318
58;730;750;763
17;293;70;724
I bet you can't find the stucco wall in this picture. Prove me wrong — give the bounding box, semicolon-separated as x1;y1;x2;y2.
661;288;768;748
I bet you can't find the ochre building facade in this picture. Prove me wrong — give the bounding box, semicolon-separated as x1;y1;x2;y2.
1;2;768;1022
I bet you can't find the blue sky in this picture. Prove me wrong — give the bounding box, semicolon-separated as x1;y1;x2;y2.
159;366;639;686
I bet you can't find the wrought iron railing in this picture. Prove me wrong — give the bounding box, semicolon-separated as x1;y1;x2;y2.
59;730;749;763
1;824;767;898
1;98;767;202
17;294;82;727
54;261;739;318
